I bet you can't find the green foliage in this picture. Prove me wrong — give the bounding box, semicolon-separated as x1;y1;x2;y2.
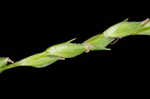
0;58;8;68
0;18;149;73
137;21;150;35
17;52;59;68
46;40;85;58
83;34;115;51
103;22;142;37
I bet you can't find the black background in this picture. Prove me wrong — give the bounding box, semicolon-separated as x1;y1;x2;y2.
0;13;150;95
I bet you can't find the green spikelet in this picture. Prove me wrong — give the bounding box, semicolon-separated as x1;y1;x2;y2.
0;18;150;73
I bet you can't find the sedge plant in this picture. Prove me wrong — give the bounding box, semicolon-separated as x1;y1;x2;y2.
0;18;150;73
